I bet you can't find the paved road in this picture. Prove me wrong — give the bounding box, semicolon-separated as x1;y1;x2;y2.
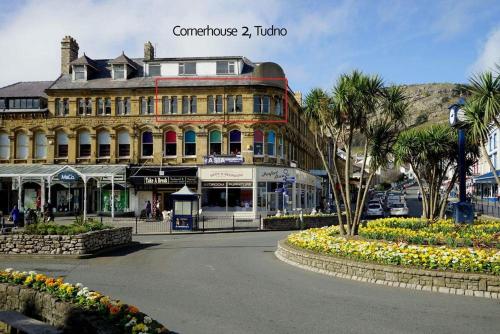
405;185;423;217
1;232;499;334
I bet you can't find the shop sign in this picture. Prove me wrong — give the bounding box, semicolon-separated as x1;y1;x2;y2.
204;155;244;165
228;182;252;187
258;167;295;182
200;168;253;181
202;182;226;187
202;181;253;188
58;171;79;182
142;176;198;185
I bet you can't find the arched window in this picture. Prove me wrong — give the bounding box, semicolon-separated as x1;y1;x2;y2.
164;131;177;156
229;130;241;155
184;130;196;156
209;130;222;155
0;132;10;159
142;131;153;157
278;135;284;158
267;131;276;156
16;132;28;159
56;131;68;158
79;130;91;157
117;130;130;157
34;132;47;159
253;130;264;156
98;131;111;157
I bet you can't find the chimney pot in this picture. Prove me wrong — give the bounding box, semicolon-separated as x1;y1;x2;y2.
144;41;154;61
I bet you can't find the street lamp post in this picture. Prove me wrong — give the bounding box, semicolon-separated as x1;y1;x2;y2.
448;98;474;224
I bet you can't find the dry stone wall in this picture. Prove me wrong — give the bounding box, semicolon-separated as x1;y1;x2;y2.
0;227;132;255
276;239;500;299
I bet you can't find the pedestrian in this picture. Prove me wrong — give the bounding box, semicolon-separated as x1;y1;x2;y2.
146;200;152;220
417;191;422;202
10;205;20;228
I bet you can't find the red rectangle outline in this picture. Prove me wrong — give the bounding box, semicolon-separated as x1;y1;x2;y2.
154;76;288;124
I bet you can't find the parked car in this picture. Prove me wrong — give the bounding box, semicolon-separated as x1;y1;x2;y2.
390;203;409;217
366;203;384;218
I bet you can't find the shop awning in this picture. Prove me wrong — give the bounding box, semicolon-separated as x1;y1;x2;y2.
0;164;127;182
474;171;500;184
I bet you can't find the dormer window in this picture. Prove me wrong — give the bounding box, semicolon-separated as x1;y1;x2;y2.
74;65;86;80
179;62;196;75
148;64;161;77
113;64;125;79
216;61;236;75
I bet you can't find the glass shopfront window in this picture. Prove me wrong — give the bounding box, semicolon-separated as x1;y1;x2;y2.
202;182;253;212
101;189;129;212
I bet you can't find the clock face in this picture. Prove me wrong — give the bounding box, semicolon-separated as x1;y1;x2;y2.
449;108;456;126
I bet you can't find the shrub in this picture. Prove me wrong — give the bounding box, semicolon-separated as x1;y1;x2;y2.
24;222;112;235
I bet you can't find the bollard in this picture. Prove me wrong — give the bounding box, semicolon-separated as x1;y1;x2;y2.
232;214;235;232
202;215;205;232
135;216;138;234
100;216;103;224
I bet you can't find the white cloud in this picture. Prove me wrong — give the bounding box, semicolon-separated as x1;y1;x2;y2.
470;27;500;74
0;0;356;88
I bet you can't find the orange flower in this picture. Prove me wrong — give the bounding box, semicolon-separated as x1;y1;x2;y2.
35;274;46;282
127;305;139;314
109;305;121;315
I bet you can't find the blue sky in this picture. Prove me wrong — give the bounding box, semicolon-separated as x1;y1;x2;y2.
0;0;498;93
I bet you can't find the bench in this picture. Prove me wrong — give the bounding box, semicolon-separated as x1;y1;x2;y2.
0;311;62;334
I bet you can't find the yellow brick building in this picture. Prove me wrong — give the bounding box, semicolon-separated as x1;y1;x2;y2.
0;36;323;224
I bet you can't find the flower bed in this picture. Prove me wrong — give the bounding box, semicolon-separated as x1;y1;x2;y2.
287;225;500;275
359;218;500;248
0;268;169;333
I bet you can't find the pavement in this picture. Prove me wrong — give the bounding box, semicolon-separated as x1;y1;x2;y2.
1;232;499;334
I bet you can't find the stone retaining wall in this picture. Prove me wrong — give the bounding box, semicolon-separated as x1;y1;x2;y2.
0;227;132;255
263;215;340;230
276;239;500;299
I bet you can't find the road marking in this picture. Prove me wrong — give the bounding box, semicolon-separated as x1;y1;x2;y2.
206;265;215;271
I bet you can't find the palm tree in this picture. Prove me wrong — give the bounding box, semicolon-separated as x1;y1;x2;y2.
305;70;409;235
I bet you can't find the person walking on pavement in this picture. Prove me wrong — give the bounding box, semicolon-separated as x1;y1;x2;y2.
146;200;152;220
10;205;20;228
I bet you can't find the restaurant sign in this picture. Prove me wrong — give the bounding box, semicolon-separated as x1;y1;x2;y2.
204;155;244;165
142;176;198;185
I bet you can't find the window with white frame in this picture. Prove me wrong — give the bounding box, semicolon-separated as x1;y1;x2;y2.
113;64;125;79
181;96;197;114
216;61;236;75
142;131;153;157
267;131;276;156
275;97;283;116
16;132;28;159
179;62;196;75
227;95;242;113
148;64;161;77
98;131;111;157
209;130;222;155
254;130;264;156
34;132;47;159
141;97;154;115
117;130;130;157
77;98;92;115
229;130;241;154
0;132;10;159
56;131;68;158
78;131;91;158
184;130;196;156
253;95;270;113
164;131;177;157
73;65;86;80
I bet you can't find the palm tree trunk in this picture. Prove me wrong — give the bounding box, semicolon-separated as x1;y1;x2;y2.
353;139;368;226
410;162;428;218
354;172;375;232
344;133;354;234
314;134;346;234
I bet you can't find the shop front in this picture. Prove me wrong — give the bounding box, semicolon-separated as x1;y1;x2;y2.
127;166;198;218
198;165;320;218
199;167;255;216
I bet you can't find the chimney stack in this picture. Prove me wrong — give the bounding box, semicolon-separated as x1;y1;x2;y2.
144;41;154;61
61;36;79;75
294;91;303;106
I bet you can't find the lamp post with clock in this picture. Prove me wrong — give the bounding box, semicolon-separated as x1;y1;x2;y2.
448;98;474;223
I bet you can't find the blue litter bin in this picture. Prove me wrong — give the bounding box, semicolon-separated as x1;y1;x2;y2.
453;202;474;224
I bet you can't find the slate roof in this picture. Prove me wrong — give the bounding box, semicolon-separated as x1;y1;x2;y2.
109;52;138;70
0;81;53;98
70;53;99;70
47;56;286;91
